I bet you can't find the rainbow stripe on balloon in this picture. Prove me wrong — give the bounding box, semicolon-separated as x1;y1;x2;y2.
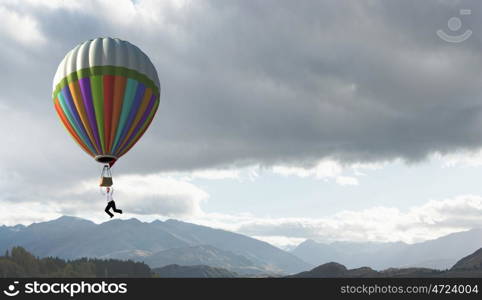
53;66;160;163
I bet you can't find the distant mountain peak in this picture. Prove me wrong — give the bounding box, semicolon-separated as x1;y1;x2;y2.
102;218;144;226
0;224;26;232
289;262;349;278
312;262;347;272
55;215;89;222
30;215;96;227
451;248;482;271
299;239;319;246
124;218;143;224
165;219;184;224
57;215;79;220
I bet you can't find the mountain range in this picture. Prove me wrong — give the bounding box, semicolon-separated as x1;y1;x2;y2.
154;247;482;278
289;247;482;278
2;216;482;275
0;216;309;275
291;228;482;270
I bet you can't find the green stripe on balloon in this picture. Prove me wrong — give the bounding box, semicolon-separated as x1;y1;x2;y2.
90;75;106;153
53;65;159;99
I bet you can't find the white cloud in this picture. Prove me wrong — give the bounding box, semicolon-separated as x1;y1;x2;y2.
434;150;482;168
72;173;209;217
152;165;262;182
271;160;366;186
186;195;482;248
0;172;210;225
272;160;343;179
0;201;60;226
335;176;359;186
2;186;482;249
190;169;240;180
0;5;46;45
174;168;241;181
251;235;306;250
352;162;386;176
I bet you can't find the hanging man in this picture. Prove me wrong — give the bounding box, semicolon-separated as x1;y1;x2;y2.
103;187;123;218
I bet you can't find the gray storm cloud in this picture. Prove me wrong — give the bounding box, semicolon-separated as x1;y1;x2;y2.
1;0;482;184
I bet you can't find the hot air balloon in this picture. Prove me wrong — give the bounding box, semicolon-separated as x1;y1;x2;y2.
52;37;160;187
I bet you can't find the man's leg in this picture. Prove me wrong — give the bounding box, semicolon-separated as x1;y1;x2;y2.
111;201;123;214
105;201;114;218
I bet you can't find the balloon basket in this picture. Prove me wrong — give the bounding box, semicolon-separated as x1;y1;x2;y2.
99;165;113;187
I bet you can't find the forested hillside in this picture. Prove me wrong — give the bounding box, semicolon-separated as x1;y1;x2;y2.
0;247;152;277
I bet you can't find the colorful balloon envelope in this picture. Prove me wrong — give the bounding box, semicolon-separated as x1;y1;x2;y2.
52;37;160;166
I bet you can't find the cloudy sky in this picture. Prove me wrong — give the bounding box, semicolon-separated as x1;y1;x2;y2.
2;0;482;249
